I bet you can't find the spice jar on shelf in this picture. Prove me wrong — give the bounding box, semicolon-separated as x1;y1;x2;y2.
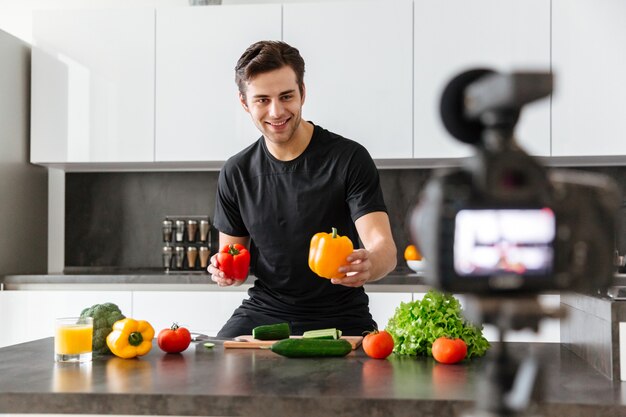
187;246;198;269
175;220;186;242
161;215;211;272
199;246;211;269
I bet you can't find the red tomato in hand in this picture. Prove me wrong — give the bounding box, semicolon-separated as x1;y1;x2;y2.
431;337;467;364
157;323;191;353
362;330;394;359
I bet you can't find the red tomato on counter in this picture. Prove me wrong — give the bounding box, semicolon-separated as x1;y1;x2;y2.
431;337;467;364
158;323;192;353
362;330;394;359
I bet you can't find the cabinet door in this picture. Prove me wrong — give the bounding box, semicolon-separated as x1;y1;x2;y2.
478;294;560;343
0;292;27;348
367;292;413;330
552;0;626;157
414;0;551;158
31;9;155;163
0;291;132;348
132;291;247;336
283;1;413;159
155;5;281;162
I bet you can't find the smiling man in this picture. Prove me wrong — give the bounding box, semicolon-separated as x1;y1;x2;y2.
208;40;397;338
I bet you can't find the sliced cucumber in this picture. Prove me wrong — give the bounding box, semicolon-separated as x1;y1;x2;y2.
252;322;291;340
203;342;215;349
270;338;352;358
302;328;342;340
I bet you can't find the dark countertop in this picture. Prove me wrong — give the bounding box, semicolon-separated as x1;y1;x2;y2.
0;268;430;292
0;338;624;416
7;268;622;293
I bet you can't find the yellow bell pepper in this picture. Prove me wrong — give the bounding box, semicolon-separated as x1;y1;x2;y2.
106;318;155;359
308;227;354;279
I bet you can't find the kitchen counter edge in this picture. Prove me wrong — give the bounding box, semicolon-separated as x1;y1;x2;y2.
0;272;430;293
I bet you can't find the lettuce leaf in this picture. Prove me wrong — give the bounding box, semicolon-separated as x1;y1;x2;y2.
385;290;490;358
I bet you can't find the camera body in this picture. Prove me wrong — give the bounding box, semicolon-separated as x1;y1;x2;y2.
411;69;621;295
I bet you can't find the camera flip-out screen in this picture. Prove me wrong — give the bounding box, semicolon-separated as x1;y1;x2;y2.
453;208;555;277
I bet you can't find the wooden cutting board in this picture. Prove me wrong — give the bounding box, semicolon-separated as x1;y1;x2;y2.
223;335;363;350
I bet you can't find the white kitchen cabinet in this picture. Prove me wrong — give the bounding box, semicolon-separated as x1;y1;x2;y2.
551;0;626;157
480;294;561;343
0;291;132;348
0;288;560;348
132;291;248;336
283;1;413;159
155;5;282;162
367;292;413;329
31;9;155;163
451;293;560;343
414;0;551;159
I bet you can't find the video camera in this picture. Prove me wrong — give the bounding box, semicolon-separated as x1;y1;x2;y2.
411;69;621;295
410;68;622;417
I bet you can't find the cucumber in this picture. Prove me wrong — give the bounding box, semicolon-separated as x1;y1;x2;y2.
270;338;352;358
252;322;291;340
302;328;342;340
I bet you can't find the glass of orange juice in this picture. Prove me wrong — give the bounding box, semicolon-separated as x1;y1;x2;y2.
54;317;93;363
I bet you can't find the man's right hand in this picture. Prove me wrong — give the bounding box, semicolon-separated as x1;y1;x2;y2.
207;253;245;287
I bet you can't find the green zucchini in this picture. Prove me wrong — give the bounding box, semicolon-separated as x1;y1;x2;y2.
302;328;342;340
252;322;291;340
270;338;352;358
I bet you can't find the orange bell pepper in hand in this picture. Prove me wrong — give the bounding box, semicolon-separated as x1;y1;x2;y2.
308;227;354;279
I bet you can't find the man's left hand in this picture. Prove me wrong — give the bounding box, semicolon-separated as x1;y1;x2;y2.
331;249;371;287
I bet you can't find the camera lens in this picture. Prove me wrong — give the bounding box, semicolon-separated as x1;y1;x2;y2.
501;169;527;189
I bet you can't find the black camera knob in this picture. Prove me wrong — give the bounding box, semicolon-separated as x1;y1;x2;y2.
440;68;495;145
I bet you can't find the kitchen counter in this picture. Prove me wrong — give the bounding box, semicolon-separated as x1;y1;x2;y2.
7;268;613;293
0;269;429;292
0;338;623;417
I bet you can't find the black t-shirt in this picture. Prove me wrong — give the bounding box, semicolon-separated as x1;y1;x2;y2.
213;123;388;329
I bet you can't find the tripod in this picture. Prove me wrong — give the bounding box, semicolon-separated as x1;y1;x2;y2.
462;296;564;417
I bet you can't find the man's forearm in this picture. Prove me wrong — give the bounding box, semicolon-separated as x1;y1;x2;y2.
367;241;398;283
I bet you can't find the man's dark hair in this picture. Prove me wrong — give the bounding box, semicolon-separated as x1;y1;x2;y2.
235;40;305;100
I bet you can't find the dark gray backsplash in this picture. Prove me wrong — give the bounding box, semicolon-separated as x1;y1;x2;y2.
66;172;219;268
65;167;626;270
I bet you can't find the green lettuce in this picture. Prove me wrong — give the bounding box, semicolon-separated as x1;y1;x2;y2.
385;290;489;358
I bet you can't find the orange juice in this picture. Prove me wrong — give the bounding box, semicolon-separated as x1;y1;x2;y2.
54;317;94;363
55;324;93;355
